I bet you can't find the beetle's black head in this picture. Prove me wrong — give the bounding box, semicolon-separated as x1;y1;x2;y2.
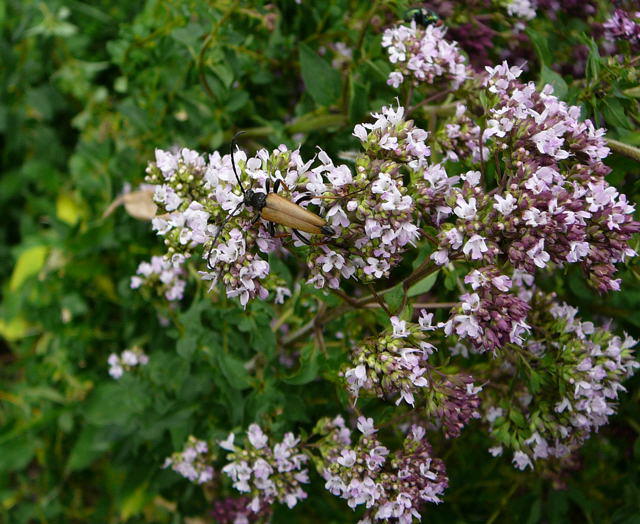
321;225;335;236
244;189;267;210
404;7;440;27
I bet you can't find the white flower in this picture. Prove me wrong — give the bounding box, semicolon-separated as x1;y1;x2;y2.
337;450;357;468
527;238;550;268
463;235;488;260
493;193;517;215
390;316;410;338
453;196;477;220
247;424;268;449
356;416;377;436
512;451;533;470
220;433;236;451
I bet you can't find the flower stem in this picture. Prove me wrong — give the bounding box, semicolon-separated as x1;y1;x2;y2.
607;138;640;163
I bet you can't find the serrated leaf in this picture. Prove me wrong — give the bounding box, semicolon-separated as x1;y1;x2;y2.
299;43;342;106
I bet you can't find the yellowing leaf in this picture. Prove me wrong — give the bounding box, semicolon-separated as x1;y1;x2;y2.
0;316;30;340
123;189;157;220
9;245;48;291
56;192;84;226
94;274;118;301
102;189;157;221
120;481;149;520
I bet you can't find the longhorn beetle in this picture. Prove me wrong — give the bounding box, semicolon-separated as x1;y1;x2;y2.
207;134;336;268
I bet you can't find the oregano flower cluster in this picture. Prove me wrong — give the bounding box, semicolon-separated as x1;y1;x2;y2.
317;417;448;523
344;315;437;406
134;17;639;524
483;282;639;469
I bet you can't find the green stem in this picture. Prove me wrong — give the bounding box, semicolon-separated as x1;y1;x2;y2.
486;478;521;524
225;113;347;142
607;138;640;163
282;264;441;346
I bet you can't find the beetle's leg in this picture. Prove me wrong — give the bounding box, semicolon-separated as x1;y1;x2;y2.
250;213;262;226
268;221;275;236
278;178;291;192
273;179;281;194
294;194;314;205
205;245;216;270
273;233;290;239
293;230;312;245
265;178;271;194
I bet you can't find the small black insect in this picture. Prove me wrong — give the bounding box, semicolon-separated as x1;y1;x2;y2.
404;6;441;27
207;134;335;267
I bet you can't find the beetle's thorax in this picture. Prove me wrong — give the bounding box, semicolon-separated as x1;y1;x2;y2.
244;189;267;210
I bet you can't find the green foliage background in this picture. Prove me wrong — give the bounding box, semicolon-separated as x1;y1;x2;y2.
1;0;639;522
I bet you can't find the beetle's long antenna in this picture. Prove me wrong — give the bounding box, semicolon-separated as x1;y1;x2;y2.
230;131;247;196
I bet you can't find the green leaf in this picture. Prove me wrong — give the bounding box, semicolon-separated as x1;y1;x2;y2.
210;63;235;89
349;79;369;121
527;499;542;524
299;43;342;106
407;271;439;297
384;285;405;313
529;371;543;394
526;28;552;66
540;65;568;100
176;333;198;359
0;316;31;341
283;344;319;385
67;426;112;471
623;86;640;98
508;409;526;428
215;351;251;390
0;436;37;473
602;98;632;130
148;352;190;392
364;59;391;81
584;37;600;82
85;382;149;426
